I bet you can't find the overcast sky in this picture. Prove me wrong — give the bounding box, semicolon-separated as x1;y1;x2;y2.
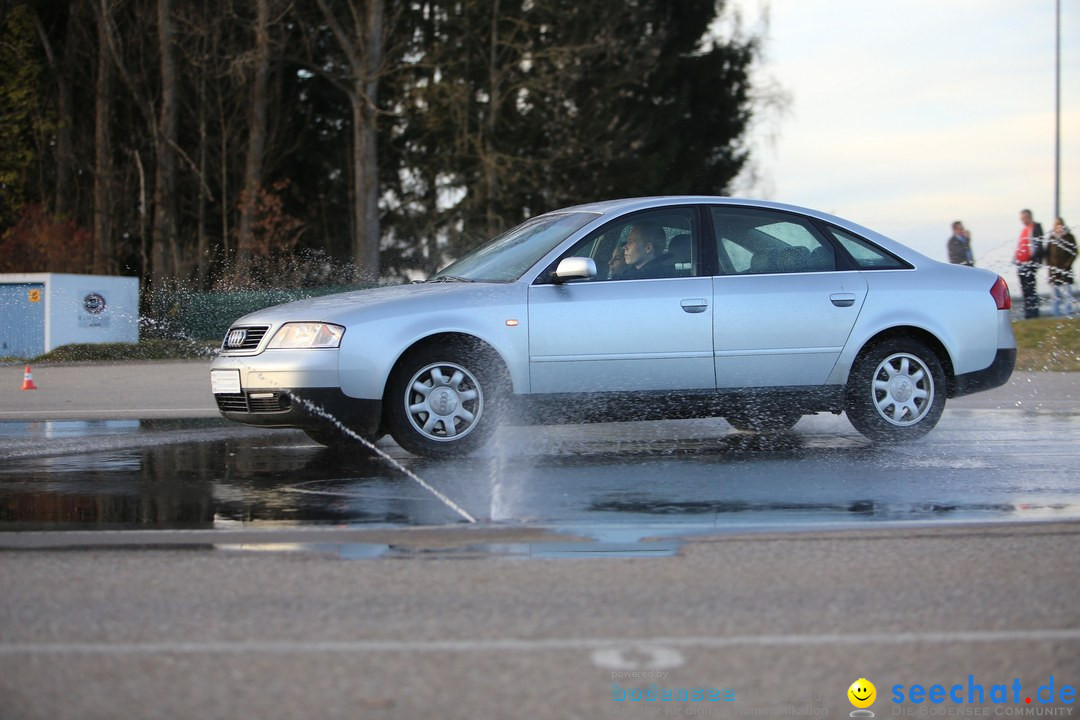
726;0;1078;281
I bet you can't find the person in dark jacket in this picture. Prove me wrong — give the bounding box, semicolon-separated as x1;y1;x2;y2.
1047;217;1076;316
621;222;673;279
1015;209;1044;319
947;221;974;266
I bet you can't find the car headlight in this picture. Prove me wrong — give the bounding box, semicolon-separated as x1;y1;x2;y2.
267;322;345;349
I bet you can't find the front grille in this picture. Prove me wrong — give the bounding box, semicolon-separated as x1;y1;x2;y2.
215;391;291;414
221;325;270;352
215;393;249;412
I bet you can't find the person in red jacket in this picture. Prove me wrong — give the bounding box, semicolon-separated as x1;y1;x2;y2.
1015;209;1044;319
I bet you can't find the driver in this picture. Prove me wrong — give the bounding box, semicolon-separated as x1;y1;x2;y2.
621;222;672;279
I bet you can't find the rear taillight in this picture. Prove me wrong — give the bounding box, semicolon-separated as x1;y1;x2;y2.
991;276;1012;310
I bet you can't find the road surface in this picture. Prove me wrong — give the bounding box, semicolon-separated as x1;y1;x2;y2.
0;361;1077;719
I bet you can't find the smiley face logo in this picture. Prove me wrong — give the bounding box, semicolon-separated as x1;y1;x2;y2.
848;678;876;709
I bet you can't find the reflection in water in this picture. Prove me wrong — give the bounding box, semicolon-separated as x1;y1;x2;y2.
0;489;213;528
0;440;418;530
0;419;142;439
586;497;1046;521
0;441;222;529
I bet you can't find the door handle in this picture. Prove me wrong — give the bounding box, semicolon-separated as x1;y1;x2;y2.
680;298;708;313
830;293;856;308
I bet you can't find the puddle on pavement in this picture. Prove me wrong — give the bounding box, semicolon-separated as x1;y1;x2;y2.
2;413;1080;539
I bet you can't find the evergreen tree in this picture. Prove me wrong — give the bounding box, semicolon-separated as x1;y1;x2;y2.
382;0;758;274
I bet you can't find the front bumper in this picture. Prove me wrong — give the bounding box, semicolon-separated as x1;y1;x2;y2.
210;349;382;435
951;348;1016;397
215;386;383;436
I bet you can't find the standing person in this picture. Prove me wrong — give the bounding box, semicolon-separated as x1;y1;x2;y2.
1015;209;1044;319
1046;217;1076;316
946;221;974;266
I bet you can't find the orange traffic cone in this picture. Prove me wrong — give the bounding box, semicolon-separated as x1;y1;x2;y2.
21;365;38;390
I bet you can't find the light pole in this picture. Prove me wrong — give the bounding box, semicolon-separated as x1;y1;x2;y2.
1054;0;1061;221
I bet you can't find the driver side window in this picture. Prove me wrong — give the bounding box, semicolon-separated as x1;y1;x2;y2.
557;208;698;281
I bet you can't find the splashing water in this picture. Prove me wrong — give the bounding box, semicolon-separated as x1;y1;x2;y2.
485;425;526;522
282;388;477;524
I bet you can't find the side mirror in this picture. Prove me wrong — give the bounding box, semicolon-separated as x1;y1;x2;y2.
553;257;597;282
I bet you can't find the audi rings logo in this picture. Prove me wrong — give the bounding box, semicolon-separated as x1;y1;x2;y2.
435;390;450;414
226;328;248;348
83;293;107;315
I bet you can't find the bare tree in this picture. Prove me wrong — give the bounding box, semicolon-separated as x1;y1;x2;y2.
27;4;78;219
92;0;115;274
235;0;271;269
96;0;159;278
151;0;178;285
315;0;387;280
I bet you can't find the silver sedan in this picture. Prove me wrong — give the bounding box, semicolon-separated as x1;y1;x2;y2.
210;197;1016;458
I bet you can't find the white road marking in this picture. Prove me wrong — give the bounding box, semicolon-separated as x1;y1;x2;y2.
591;646;685;670
2;629;1078;655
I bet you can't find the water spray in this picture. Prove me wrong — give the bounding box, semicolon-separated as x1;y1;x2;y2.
230;361;477;523
283;391;477;523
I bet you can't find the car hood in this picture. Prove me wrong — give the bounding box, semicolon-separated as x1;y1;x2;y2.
230;282;522;326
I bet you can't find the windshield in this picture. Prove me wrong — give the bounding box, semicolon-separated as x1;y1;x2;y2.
430;212;598;282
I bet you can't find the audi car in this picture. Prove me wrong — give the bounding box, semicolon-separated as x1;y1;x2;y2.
210;197;1016;458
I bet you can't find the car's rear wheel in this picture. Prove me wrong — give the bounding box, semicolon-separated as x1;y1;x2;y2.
725;409;801;432
386;342;507;458
846;338;946;442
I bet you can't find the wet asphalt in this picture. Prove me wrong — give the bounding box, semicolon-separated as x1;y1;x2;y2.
0;363;1077;538
1;363;1079;719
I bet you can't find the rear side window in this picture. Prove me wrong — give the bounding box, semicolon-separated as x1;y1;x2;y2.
828;226;910;270
711;206;837;275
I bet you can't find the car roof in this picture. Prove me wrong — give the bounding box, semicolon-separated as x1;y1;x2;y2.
556;196;846;224
548;196;932;266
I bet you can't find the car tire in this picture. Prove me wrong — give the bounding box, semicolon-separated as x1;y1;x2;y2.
385;342;508;459
725;410;801;432
846;338;946;442
303;426;383;451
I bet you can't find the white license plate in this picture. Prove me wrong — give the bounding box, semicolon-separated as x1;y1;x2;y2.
211;369;242;394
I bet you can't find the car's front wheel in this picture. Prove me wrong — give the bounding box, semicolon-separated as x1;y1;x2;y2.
846;338;946;442
385;342;507;458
